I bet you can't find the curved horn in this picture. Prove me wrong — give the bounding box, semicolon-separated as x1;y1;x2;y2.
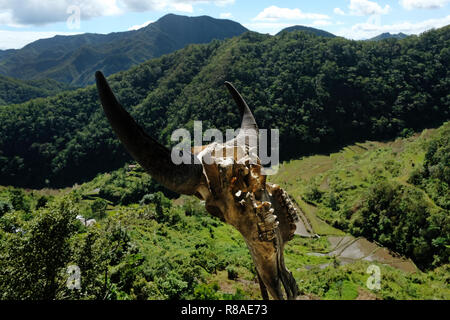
224;82;258;132
95;71;204;195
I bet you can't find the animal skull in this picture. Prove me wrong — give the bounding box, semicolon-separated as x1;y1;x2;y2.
95;71;300;300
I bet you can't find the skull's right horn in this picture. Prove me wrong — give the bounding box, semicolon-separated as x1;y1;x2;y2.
95;71;205;195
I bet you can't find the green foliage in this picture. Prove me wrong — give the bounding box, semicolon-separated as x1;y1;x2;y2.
277;26;336;38
0;196;79;299
0;163;449;300
0;200;12;217
0;74;74;106
304;184;324;203
271;122;450;271
410;124;450;209
35;195;53;210
79;166;176;206
90;198;108;220
193;282;221;300
226;266;239;280
351;181;449;269
369;33;409;41
1;26;449;189
5;188;31;212
295;260;450;300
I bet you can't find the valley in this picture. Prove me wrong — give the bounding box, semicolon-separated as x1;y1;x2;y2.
1;123;448;300
0;11;448;301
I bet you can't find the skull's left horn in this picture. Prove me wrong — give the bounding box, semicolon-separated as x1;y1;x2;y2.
95;71;205;195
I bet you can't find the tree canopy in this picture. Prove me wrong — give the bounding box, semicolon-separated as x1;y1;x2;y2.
0;26;448;189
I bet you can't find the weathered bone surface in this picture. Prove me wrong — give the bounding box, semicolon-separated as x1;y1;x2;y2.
95;71;300;300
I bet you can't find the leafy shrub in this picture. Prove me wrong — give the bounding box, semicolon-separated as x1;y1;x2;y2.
226;266;239;280
90;198;108;220
304;184;323;203
0;200;12;217
35;195;53;210
6;188;31;212
0;196;79;299
351;181;449;269
193;282;220;300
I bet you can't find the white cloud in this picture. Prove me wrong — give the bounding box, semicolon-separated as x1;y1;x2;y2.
400;0;450;10
348;0;391;16
122;0;235;12
214;0;235;7
248;6;335;35
0;30;81;49
245;21;334;36
334;8;346;15
336;14;450;39
128;20;154;31
244;22;295;35
253;5;330;22
170;2;193;13
219;12;233;19
0;0;122;26
0;0;235;27
312;20;333;27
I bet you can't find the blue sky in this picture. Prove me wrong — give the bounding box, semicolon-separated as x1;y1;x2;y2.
0;0;449;49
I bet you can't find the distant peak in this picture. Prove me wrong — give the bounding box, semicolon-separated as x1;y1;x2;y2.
277;25;336;38
369;32;409;41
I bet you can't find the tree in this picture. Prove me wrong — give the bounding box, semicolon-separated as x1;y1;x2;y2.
0;196;79;299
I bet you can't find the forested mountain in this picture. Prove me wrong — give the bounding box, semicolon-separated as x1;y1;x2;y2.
0;26;448;188
0;75;74;105
277;25;336;38
369;32;409;41
0;49;15;60
0;14;248;86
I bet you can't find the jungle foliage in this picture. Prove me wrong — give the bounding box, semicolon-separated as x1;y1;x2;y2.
272;122;450;270
0;137;449;300
0;26;448;189
0;75;74;106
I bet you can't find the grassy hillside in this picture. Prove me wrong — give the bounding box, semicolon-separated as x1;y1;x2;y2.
0;14;248;86
271;122;450;270
0;124;448;300
0;26;448;189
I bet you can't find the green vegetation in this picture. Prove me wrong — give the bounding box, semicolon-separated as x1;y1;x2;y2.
369;33;409;41
276;25;336;38
271;122;450;270
1;25;448;189
0;183;257;300
0;16;448;300
1;124;449;300
0;75;74;106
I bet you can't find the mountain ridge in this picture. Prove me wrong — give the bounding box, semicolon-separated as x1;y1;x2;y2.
369;32;409;41
0;14;248;86
277;25;336;38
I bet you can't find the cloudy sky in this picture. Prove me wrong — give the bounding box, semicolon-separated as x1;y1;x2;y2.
0;0;449;49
